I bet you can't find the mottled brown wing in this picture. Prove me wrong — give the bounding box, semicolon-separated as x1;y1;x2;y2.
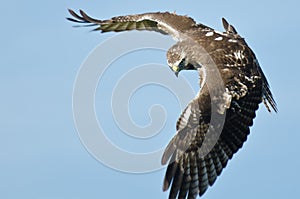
161;19;275;198
67;9;196;40
222;18;277;113
162;76;263;199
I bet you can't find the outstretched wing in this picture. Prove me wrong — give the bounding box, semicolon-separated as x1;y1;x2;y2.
162;75;263;199
67;9;196;40
222;18;277;113
162;19;276;199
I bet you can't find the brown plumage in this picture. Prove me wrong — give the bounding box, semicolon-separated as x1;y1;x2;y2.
67;9;277;199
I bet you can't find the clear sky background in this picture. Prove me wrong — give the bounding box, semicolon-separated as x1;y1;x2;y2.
1;0;299;198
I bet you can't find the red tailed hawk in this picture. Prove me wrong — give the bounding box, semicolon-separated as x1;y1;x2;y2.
67;9;277;199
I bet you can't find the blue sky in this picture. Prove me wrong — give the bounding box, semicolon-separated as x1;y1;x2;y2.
1;0;299;198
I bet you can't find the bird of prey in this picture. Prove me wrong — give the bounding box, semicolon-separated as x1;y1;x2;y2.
67;9;277;199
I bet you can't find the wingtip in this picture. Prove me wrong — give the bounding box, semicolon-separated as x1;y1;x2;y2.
263;97;278;113
67;8;76;16
161;153;168;165
66;9;76;22
66;17;78;23
271;103;278;113
272;106;278;113
79;9;85;16
221;17;228;25
273;101;278;113
163;179;170;192
79;9;91;20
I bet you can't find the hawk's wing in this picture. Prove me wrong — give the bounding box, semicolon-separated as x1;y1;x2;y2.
161;20;276;199
161;68;263;199
67;9;198;41
221;18;277;113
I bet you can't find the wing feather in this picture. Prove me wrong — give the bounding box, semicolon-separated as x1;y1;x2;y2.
198;157;208;196
67;9;197;40
258;66;278;112
162;70;264;198
188;153;199;199
178;155;191;199
169;165;184;199
210;148;223;176
204;153;217;186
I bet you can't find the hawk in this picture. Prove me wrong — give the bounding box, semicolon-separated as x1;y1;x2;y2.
67;9;277;199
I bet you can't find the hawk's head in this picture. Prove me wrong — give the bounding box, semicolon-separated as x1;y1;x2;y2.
166;42;196;76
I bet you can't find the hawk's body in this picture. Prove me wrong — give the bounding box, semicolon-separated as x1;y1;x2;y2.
67;10;277;199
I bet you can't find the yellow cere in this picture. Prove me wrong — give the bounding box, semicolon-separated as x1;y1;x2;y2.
172;65;179;72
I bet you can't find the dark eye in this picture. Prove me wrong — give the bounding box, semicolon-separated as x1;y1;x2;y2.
179;58;186;69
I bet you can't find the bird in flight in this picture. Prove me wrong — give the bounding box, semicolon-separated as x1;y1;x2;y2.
67;9;277;199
